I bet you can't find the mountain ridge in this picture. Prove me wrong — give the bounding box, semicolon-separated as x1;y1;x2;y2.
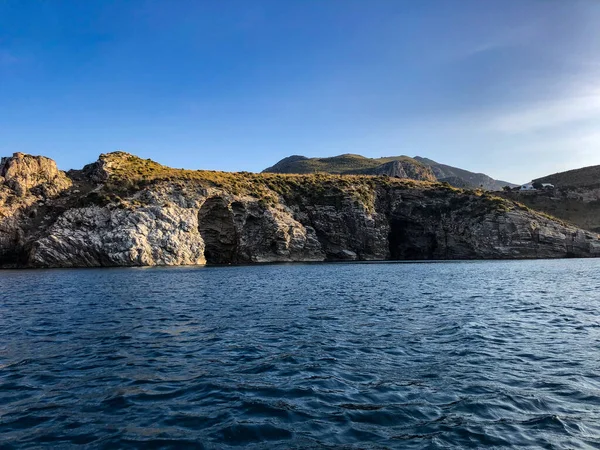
264;154;517;190
413;156;517;191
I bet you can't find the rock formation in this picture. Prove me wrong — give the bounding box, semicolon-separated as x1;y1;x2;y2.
355;160;436;180
1;153;72;265
1;151;599;268
1;152;71;197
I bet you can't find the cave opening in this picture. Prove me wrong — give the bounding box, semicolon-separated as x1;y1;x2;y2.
388;218;438;260
198;198;238;264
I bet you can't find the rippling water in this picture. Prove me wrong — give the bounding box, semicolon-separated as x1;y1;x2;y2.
2;260;600;449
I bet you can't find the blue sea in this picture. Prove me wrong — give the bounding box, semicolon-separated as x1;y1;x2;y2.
1;260;600;449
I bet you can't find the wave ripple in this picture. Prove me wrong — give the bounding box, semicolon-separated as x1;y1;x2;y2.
2;260;600;448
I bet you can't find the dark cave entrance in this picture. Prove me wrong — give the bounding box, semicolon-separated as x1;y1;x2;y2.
198;198;238;264
388;218;438;260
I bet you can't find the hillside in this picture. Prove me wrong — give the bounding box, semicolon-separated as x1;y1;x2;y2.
264;154;516;190
262;154;437;181
413;157;517;190
534;165;600;188
501;188;600;233
500;164;600;233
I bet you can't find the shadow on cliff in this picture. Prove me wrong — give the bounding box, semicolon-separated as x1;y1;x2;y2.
198;197;239;264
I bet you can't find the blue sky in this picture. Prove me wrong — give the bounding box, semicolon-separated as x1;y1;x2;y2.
1;0;599;183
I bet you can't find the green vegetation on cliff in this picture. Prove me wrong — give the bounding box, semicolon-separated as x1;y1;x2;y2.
83;152;519;217
83;152;435;212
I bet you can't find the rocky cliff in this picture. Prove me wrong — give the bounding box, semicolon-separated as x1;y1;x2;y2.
0;152;71;197
1;151;599;268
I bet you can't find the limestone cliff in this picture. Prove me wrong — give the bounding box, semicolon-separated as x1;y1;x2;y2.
0;152;72;197
1;152;599;268
0;153;72;265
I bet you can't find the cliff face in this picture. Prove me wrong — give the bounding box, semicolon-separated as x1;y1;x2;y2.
1;152;599;268
352;160;436;180
0;152;71;197
0;153;73;265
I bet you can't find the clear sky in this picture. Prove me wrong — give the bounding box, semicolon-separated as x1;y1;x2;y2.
1;0;599;183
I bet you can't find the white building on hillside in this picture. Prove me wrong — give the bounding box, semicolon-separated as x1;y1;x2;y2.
520;183;536;191
520;182;555;191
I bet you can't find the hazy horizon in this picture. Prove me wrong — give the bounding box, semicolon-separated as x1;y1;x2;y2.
2;0;600;184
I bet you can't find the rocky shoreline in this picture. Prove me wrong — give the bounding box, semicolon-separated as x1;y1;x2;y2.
1;152;599;268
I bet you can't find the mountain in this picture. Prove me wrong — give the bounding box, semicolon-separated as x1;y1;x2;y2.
534;165;600;188
413;157;517;190
1;151;599;268
262;154;437;181
264;154;516;190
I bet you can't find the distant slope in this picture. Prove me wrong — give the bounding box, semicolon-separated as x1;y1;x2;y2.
263;154;437;181
413;157;517;191
497;164;600;233
263;154;379;174
264;154;516;189
534;165;600;188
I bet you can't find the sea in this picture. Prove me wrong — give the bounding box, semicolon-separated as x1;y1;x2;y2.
1;259;600;449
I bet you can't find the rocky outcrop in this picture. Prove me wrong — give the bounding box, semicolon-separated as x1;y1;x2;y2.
29;205;206;267
356;160;437;181
1;152;599;268
1;152;71;197
0;153;73;265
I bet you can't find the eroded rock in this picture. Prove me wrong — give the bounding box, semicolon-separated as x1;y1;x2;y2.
1;152;71;197
29;205;205;267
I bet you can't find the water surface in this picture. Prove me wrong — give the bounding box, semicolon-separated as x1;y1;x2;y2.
1;260;600;449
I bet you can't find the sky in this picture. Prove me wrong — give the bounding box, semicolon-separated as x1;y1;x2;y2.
1;0;600;183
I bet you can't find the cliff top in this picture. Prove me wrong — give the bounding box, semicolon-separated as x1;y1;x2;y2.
85;151;443;193
76;152;544;223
